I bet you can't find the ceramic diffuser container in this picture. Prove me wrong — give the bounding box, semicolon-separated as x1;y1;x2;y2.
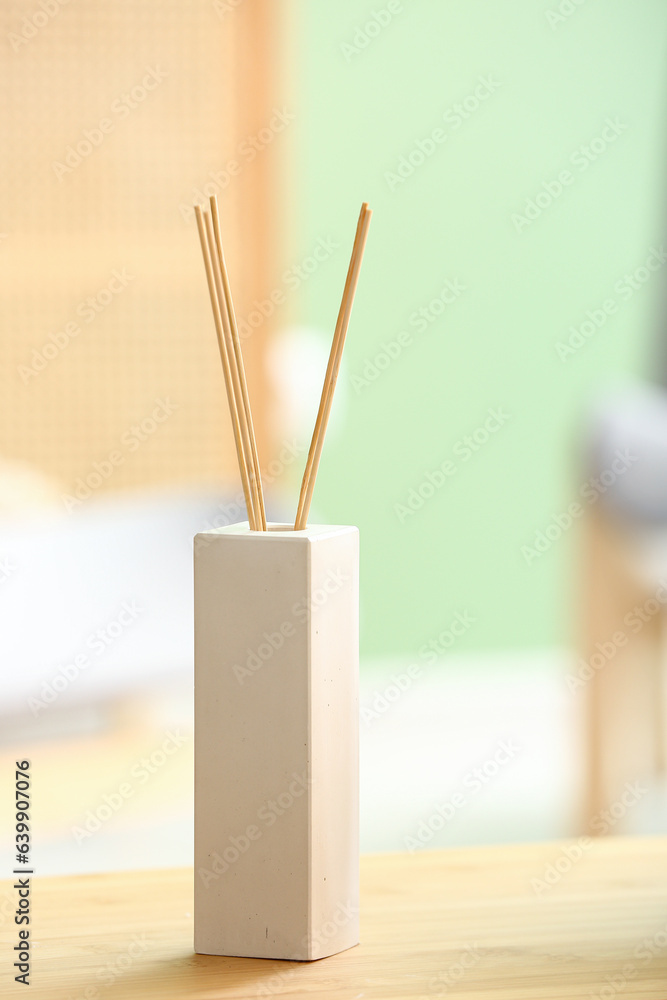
194;521;359;960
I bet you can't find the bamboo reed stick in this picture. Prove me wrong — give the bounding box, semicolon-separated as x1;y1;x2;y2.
294;202;372;530
194;205;258;530
209;196;267;531
204;210;264;530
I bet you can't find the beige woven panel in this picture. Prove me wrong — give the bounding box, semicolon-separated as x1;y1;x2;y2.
1;0;277;494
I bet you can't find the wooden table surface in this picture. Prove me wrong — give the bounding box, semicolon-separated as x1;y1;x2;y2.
2;837;666;999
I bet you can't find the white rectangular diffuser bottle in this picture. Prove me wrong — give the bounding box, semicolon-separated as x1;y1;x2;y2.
194;522;359;960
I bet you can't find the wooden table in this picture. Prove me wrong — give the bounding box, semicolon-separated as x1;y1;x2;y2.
2;837;666;999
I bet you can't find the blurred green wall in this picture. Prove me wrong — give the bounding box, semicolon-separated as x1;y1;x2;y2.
288;1;667;658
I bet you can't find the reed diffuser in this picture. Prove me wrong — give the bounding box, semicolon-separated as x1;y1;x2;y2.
193;198;371;960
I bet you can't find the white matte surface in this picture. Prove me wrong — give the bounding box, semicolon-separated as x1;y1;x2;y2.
194;522;359;960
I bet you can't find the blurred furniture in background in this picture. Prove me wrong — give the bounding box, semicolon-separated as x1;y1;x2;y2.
0;0;281;496
0;640;580;876
583;383;667;832
0;489;233;721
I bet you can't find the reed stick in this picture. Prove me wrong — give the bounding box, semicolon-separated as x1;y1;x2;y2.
194;205;258;530
209;196;267;531
294;202;372;530
204;211;264;530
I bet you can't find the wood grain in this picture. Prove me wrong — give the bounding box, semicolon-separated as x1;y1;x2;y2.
2;837;667;999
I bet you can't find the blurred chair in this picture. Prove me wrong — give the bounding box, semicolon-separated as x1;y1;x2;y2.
583;383;667;832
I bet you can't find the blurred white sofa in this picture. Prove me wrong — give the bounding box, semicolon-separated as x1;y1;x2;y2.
0;487;288;720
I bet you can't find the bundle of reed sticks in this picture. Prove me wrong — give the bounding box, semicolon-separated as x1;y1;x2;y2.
195;196;371;531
